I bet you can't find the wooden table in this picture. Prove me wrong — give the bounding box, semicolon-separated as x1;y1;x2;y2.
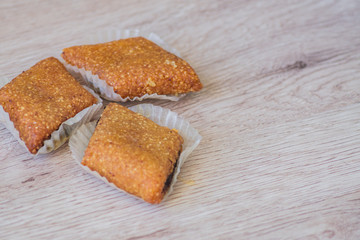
1;1;360;239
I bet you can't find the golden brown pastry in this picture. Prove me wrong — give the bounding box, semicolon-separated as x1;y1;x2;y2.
61;37;202;99
82;103;184;204
0;57;98;154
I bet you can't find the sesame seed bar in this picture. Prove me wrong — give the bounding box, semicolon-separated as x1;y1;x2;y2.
61;37;202;99
0;57;98;154
82;103;184;204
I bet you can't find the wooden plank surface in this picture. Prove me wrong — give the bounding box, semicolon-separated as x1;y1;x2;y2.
1;0;360;239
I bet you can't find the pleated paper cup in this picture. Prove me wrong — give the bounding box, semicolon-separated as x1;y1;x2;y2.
61;29;186;102
0;77;104;155
69;103;201;202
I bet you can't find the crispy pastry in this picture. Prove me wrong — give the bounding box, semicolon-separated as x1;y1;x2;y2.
61;37;203;99
0;57;98;154
82;103;184;204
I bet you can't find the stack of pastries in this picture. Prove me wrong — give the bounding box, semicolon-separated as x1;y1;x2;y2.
0;34;202;204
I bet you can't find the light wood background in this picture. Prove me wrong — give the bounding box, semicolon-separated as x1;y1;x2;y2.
1;0;360;239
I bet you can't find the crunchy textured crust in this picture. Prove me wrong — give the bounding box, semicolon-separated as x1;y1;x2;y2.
62;37;203;98
82;103;184;204
0;57;98;154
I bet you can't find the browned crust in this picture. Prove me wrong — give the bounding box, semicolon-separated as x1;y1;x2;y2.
62;37;203;98
0;57;98;154
81;103;184;204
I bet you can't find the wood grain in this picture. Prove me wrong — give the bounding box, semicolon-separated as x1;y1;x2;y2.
1;0;360;239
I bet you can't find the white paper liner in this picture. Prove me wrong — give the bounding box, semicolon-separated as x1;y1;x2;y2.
69;103;202;202
60;29;186;102
0;77;104;155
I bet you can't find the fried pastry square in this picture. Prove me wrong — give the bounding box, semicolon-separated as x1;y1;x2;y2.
82;103;184;204
0;57;98;154
61;37;203;99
